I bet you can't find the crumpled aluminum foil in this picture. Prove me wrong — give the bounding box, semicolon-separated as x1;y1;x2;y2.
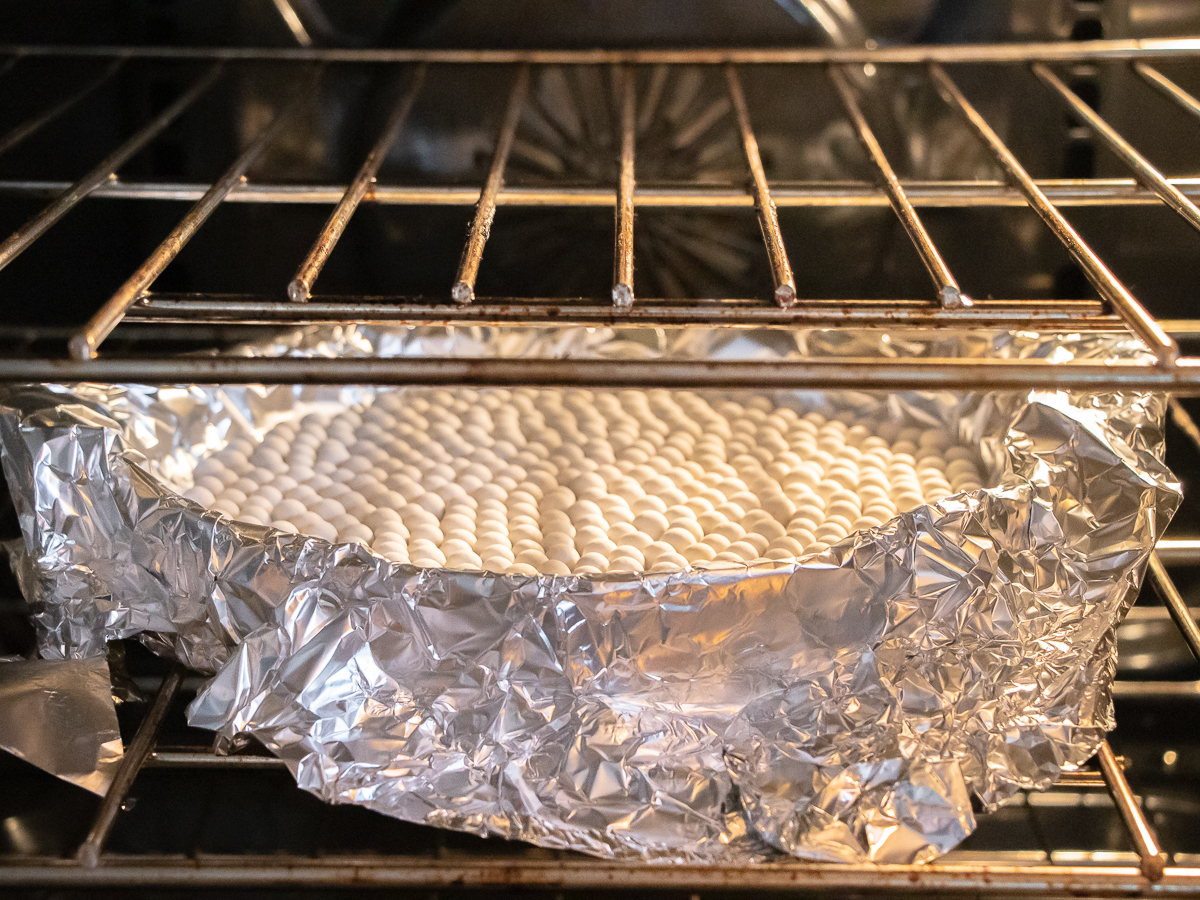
0;324;1180;864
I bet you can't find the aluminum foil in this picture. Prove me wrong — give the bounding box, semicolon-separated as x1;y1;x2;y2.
0;324;1180;864
0;656;123;795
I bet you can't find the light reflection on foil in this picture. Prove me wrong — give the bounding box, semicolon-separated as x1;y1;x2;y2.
0;325;1180;864
0;656;123;795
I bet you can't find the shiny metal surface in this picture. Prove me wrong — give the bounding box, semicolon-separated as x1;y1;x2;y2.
269;0;314;48
2;36;1200;64
726;65;796;307
1032;62;1200;237
612;66;636;310
451;65;530;306
135;748;1108;785
75;665;183;868
1098;740;1167;881
1148;553;1200;663
1149;537;1200;564
827;63;965;308
774;0;868;49
6;354;1200;392
2;35;1200;891
126;294;1115;329
5;176;1200;207
288;64;426;302
0;40;1183;387
0;657;122;796
1136;62;1200;121
9;857;1200;892
2;856;1199;891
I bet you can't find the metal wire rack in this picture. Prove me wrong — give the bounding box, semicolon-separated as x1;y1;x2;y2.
3;35;1200;894
0;38;1196;388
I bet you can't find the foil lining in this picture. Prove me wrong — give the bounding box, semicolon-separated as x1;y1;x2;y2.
0;656;123;795
0;325;1180;864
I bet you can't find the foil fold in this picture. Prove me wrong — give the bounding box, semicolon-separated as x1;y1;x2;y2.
0;325;1180;864
0;655;123;795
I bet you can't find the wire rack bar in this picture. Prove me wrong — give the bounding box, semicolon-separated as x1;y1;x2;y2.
4;37;1200;64
726;64;796;308
0;56;125;158
147;750;287;769
1148;552;1200;662
1033;62;1200;237
1096;740;1167;881
612;65;636;310
6;177;1200;208
1150;398;1200;662
1113;678;1200;699
1155;538;1200;564
1171;396;1200;457
289;64;426;302
9;356;1200;391
2;857;1196;891
1135;62;1200;123
451;64;530;306
928;63;1179;367
127;294;1113;328
75;664;184;868
69;65;323;361
0;62;224;275
135;748;1111;786
827;63;965;309
0;39;1197;895
270;0;313;48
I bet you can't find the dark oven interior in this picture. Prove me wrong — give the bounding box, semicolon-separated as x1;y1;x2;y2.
4;1;1200;897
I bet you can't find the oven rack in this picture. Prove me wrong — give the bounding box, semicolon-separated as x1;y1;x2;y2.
0;39;1198;389
1;36;1200;894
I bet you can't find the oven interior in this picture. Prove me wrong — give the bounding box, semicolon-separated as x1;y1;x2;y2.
4;1;1200;896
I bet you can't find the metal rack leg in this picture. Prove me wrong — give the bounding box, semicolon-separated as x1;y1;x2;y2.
451;64;530;306
828;63;967;309
1169;395;1200;448
289;64;427;302
76;664;185;868
612;65;636;310
725;64;796;309
1096;740;1167;881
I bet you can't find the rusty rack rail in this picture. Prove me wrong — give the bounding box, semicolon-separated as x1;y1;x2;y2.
3;36;1200;894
